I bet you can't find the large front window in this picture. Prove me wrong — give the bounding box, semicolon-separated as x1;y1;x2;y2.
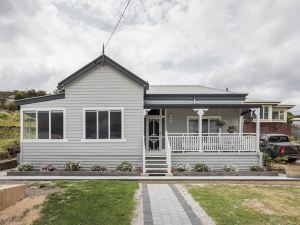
84;108;123;140
188;117;220;133
22;109;65;140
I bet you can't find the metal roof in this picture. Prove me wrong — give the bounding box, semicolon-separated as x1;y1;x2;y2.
57;54;149;90
147;85;244;95
15;93;65;106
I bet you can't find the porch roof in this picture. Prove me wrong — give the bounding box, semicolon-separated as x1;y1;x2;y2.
144;100;262;109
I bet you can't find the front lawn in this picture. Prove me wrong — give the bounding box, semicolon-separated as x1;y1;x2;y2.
187;184;300;225
33;181;138;225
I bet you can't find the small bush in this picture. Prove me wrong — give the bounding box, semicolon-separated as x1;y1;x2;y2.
250;165;264;172
223;163;238;173
40;163;57;172
91;164;108;172
263;153;273;165
194;162;211;172
18;163;33;171
116;161;133;172
175;162;190;172
64;160;81;171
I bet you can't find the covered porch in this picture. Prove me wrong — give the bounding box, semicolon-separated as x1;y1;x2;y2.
142;105;262;174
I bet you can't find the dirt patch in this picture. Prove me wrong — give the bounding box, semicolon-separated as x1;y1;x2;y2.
242;199;275;215
0;182;62;225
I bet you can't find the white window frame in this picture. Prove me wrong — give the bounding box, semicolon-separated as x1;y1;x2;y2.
272;109;285;121
82;107;126;142
187;116;221;134
260;106;269;120
21;108;67;142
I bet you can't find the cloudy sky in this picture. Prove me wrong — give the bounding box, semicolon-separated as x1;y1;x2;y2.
0;0;299;112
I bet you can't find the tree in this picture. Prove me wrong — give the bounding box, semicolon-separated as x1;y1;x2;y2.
287;112;294;123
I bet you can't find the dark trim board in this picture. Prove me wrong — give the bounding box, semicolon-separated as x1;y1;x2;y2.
145;93;248;101
144;103;262;109
57;54;149;90
15;93;65;106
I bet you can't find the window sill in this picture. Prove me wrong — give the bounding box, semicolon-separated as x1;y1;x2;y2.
81;139;127;143
21;139;68;143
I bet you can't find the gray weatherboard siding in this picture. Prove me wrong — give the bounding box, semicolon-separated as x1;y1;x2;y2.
171;152;262;171
21;65;144;170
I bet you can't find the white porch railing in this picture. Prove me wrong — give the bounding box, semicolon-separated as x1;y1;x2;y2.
165;131;171;173
168;133;257;152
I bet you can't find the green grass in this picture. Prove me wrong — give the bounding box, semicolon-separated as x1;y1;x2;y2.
33;181;138;225
187;184;300;225
0;138;19;153
0;111;20;127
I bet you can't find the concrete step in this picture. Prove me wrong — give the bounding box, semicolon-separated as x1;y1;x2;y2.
146;164;168;168
145;160;167;164
145;156;166;160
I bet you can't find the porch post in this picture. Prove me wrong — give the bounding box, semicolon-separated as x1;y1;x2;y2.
193;108;208;151
239;109;244;136
256;107;261;151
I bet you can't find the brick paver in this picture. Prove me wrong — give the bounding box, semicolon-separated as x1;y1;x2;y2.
146;184;200;225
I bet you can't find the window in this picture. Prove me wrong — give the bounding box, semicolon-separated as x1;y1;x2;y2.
272;110;284;120
23;112;36;139
260;106;269;120
22;109;65;140
84;108;123;140
188;117;220;134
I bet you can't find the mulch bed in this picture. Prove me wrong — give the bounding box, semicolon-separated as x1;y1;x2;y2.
7;171;141;176
173;171;279;176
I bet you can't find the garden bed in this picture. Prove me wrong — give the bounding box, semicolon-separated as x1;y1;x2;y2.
173;171;279;176
7;170;141;176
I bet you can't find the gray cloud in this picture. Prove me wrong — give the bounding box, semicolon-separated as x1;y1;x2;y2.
0;0;299;113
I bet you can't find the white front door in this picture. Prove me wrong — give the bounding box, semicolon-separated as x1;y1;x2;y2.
146;117;162;151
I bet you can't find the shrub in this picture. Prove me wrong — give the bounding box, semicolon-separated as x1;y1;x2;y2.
64;160;81;171
91;164;108;172
250;165;264;172
40;163;57;172
18;163;33;171
223;163;238;173
263;153;273;165
116;161;133;172
175;162;190;172
194;162;211;172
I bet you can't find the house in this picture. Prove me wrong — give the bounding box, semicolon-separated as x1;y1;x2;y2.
244;99;294;135
16;54;268;175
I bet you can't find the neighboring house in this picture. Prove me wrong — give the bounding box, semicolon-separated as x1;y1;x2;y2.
16;54;272;175
292;118;300;141
244;99;294;136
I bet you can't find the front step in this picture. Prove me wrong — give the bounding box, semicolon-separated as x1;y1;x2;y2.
144;155;172;176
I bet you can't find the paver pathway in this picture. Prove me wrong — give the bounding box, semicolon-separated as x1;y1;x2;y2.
143;184;201;225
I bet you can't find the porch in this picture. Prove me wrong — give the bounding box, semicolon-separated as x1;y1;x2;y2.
142;108;262;175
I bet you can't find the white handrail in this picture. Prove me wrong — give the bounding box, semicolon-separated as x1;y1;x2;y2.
167;133;257;152
165;131;171;173
142;135;146;174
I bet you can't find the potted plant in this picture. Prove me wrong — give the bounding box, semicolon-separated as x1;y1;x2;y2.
227;125;237;133
216;119;226;131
